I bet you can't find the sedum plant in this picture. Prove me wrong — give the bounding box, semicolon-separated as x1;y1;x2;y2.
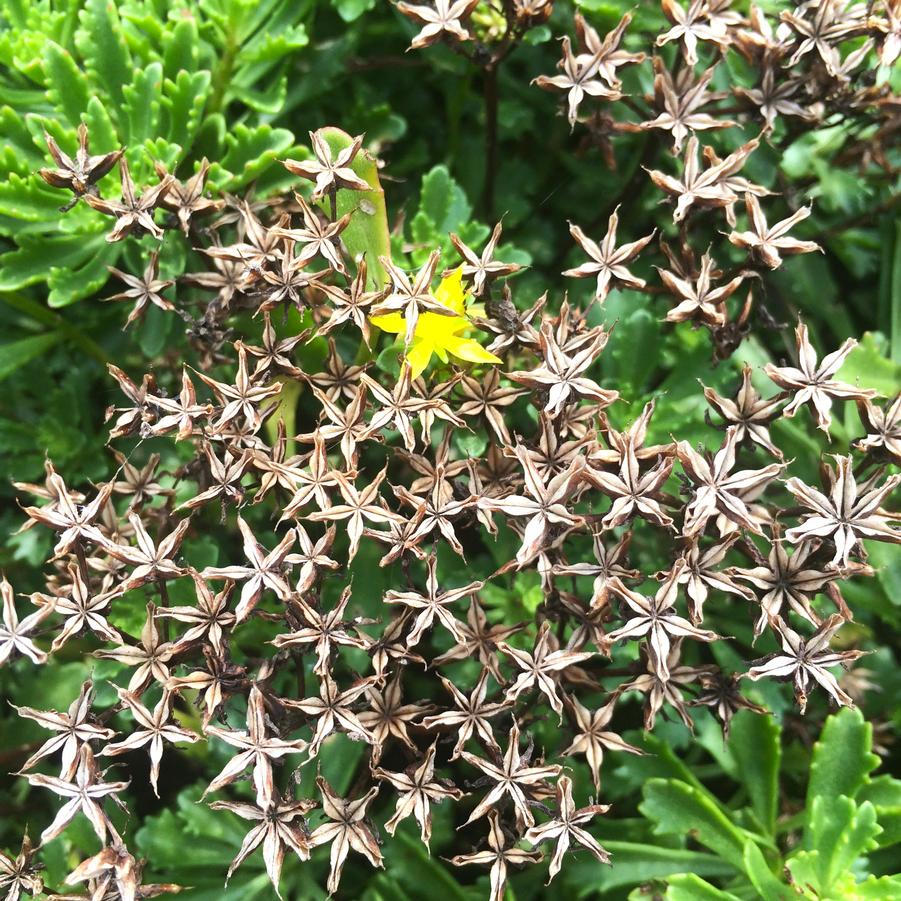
0;1;900;900
631;708;901;900
0;0;309;308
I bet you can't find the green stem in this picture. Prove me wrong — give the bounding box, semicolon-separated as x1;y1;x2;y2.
208;30;238;116
1;291;108;366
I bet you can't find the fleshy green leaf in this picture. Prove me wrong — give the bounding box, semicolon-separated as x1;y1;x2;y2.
75;0;132;111
729;712;780;836
742;840;793;901
121;61;162;144
0;232;107;291
567;842;736;893
334;0;376;22
837;331;901;395
807;708;879;811
161;14;200;79
640;779;748;871
665;873;743;901
314;126;391;289
160;70;210;153
0;331;64;382
210;122;294;190
805;796;881;891
47;240;118;307
42;41;91;127
0;172;71;223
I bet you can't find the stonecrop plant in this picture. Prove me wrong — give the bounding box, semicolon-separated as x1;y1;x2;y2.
1;1;900;900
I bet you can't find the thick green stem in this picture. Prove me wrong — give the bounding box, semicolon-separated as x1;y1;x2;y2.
1;291;108;365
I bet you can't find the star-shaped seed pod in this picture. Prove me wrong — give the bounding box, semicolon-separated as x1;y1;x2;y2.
210;791;315;898
447;221;522;297
13;679;115;779
373;742;463;846
26;745;129;845
396;0;481;50
728;194;821;269
498;621;594;719
203;685;307;805
764;323;875;433
85;158;173;242
101;688;199;797
283;129;371;199
562;696;643;792
0;576;52;666
532;36;623;129
856;394;901;463
607;562;720;681
154;157;224;234
746;614;865;714
309;777;383;895
461;722;562;829
450;810;542;901
784;456;901;567
202;517;296;622
656;0;732;66
39;123;122;199
563;209;655;302
0;832;44;900
702;365;784;458
641;60;734;153
524;775;611;883
422;670;510;759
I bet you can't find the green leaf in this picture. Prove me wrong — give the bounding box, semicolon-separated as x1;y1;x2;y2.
640;779;748;871
729;712;780;836
160;70;210;153
47;240;118;307
0;331;64;382
161;14;199;79
806;796;881;891
836;331;901;396
611;305;659;392
883;217;901;363
0;106;44;175
121;61;162;144
866;540;901;608
314;127;391;289
0;232;106;290
568;842;736;893
665;873;743;901
858;775;901;847
134;295;174;356
418;164;471;234
787;852;901;900
384;829;471;901
0;172;70;222
420;165;451;227
334;0;376;22
742;840;793;900
75;0;132;111
43;41;91;127
807;708;879;812
229;72;287;115
82;95;119;153
211;123;294;190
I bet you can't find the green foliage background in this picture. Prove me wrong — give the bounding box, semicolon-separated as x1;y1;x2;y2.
0;0;899;898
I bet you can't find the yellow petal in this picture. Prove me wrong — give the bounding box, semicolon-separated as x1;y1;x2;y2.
405;340;434;379
433;267;468;315
370;312;405;333
444;335;503;366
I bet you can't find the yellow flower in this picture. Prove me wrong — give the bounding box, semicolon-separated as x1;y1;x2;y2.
370;267;502;379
